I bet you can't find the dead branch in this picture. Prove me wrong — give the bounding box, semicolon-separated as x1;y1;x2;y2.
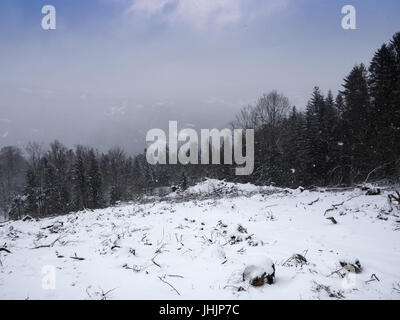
364;163;390;184
0;247;11;254
158;276;180;296
324;195;362;216
308;198;320;206
70;252;85;261
151;253;161;268
155;243;166;254
167;274;184;278
31;236;65;249
327;268;345;278
223;285;246;292
365;274;380;284
122;263;142;272
388;190;400;204
22;215;34;222
282;253;308;267
326;217;338;225
86;286;92;298
99;287;116;300
324;201;345;216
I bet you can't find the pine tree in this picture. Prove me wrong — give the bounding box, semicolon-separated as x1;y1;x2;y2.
323;90;340;183
180;172;188;191
72;146;88;211
24;167;39;218
339;64;371;183
42;157;58;216
304;87;326;185
280;107;303;187
8;194;27;220
47;141;72;215
389;32;400;180
110;185;122;205
87;149;103;209
369;43;399;177
335;93;345;118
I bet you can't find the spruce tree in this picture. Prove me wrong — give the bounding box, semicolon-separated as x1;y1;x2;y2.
24;167;39;218
42;157;58;216
339;64;371;183
72;146;88;211
87;149;103;209
369;43;399;176
304;87;326;185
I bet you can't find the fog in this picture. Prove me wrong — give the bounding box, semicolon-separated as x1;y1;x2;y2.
1;0;399;154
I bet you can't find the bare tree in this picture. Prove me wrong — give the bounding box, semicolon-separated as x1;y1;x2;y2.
232;91;290;130
254;90;290;129
0;146;27;219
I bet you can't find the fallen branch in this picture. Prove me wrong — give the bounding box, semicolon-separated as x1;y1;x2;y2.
388;190;400;204
122;264;142;272
167;274;184;279
151;253;161;268
70;252;85;261
223;285;246;292
99;287;116;300
31;236;64;249
282;253;308;267
327;268;345;278
158;276;180;296
326;217;338;225
324;194;362;216
22;215;34;222
0;247;11;254
363;163;390;184
308;198;320;206
155;243;166;254
324;201;345;216
365;274;380;284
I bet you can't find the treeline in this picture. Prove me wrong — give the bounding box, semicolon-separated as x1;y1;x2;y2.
0;142;193;220
0;32;399;220
231;32;400;187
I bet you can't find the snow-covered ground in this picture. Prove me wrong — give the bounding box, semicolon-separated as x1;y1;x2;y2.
1;179;400;300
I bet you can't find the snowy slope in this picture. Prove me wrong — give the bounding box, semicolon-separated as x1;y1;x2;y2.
0;180;400;300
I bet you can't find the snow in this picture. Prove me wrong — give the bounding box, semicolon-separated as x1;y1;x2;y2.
0;180;400;300
170;178;284;198
243;257;275;283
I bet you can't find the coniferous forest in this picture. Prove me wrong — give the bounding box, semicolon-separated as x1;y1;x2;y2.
1;32;399;221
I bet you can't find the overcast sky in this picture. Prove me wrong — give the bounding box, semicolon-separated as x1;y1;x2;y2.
0;0;399;154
